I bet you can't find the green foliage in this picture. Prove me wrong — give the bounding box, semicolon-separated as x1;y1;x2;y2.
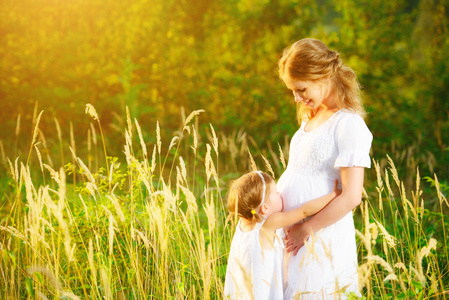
1;0;448;182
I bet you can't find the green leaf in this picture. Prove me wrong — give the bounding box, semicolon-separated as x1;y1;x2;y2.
411;280;424;291
24;277;34;297
8;251;16;268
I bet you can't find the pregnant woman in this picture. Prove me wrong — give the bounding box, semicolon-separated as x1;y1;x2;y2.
277;38;373;299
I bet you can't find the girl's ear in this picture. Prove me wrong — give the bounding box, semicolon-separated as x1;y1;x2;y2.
259;203;270;216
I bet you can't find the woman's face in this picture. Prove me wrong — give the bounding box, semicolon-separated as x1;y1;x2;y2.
281;73;335;110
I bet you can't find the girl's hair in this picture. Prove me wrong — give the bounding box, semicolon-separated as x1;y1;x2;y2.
278;38;366;122
226;172;273;223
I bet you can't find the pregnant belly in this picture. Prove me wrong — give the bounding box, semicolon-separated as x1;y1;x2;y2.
277;171;336;212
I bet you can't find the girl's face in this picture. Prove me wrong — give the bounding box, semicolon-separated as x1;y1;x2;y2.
265;181;283;214
281;74;335;110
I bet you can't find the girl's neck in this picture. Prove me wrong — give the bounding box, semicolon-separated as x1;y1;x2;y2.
239;218;258;232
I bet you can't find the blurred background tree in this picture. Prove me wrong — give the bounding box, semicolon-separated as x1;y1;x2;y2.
0;0;448;179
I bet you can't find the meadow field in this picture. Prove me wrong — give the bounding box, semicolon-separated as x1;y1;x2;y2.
0;106;447;299
1;1;448;298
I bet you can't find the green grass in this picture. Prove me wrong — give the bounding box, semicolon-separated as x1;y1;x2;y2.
0;106;447;299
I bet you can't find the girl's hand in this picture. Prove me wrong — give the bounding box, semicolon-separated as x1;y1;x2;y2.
332;179;342;196
284;222;311;256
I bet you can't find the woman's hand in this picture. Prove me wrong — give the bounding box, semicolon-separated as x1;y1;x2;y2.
284;222;312;256
285;168;365;256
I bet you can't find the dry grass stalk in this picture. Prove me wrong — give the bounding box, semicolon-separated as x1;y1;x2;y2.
128;155;152;193
85;104;109;182
247;147;257;171
192;124;198;154
156;121;161;155
205;144;213;182
58;167;66;212
85;104;99;121
54;117;62;144
69;122;76;157
168;136;179;152
374;221;396;248
124;130;132;165
90;122;97;145
100;267;111;299
134;118;147;158
135;229;153;250
107;210;118;256
45;195;75;262
180;185;198;215
416;238;437;284
205;144;219;185
7;157;18;184
278;143;286;170
34;145;44;173
28;265;64;294
183;109;205;130
365;255;397;282
78;195;90;222
15;114;21;137
433;174;449;208
126;106;133;141
203;200;216;232
76;157;96;184
375;187;383;211
151;145;157;172
356;229;372;257
43;164;61;185
373;160;383;210
107;194;126;223
179;156;187;183
87;128;92;169
387;155;401;189
260;154;275;179
0;226;30;245
414;167;421;209
26;110;44;165
0;140;5;163
85;182;97;200
209;123;218;155
185;124;191;134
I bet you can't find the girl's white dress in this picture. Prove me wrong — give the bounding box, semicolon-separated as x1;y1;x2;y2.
277;110;373;299
224;219;285;299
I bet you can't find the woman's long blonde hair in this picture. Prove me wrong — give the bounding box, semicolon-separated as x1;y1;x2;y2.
278;38;366;122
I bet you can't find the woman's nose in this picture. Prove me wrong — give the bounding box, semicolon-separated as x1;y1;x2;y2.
293;91;303;103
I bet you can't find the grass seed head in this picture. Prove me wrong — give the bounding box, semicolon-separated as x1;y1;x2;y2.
85;104;99;121
183;109;205;129
156;121;161;154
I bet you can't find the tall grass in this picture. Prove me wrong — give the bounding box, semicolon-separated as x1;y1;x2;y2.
0;106;447;299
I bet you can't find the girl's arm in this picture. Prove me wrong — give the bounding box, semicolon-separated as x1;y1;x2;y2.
285;167;364;255
263;180;340;231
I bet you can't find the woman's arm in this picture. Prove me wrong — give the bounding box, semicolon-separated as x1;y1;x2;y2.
285;167;365;255
264;180;340;231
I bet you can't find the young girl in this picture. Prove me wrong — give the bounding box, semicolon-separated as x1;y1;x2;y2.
224;171;340;299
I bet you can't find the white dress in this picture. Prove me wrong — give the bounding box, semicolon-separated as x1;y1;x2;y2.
224;219;285;299
277;110;373;299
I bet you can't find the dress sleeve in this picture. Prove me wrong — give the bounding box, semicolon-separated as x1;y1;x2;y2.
334;113;373;169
